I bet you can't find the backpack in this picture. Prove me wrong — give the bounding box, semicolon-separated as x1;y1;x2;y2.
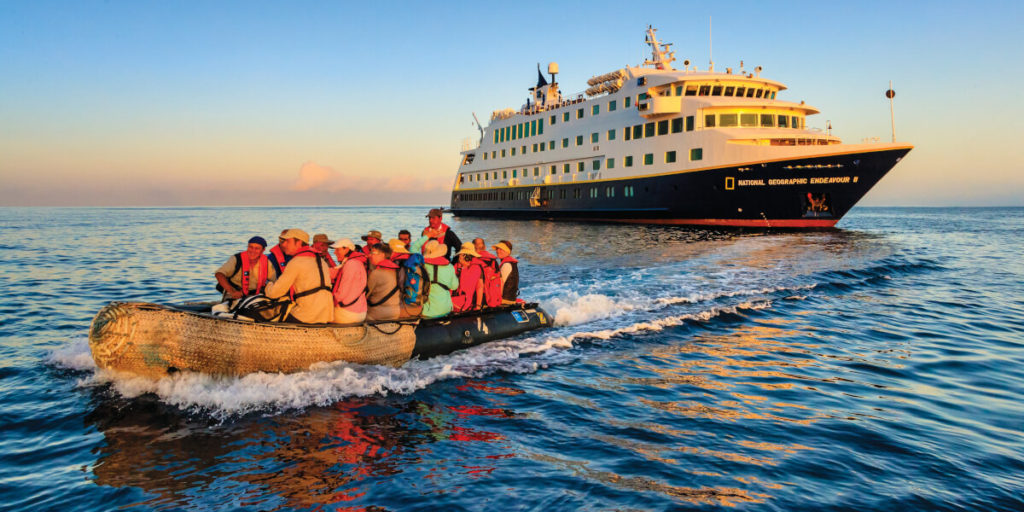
480;257;502;308
398;253;429;307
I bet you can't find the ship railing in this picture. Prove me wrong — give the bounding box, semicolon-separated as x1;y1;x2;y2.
519;92;590;116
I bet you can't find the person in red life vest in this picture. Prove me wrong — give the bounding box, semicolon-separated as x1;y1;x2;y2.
264;229;334;323
267;229;292;276
329;238;367;324
451;243;485;312
360;230;383;259
365;243;401;321
214;236;278;300
388;238;424;318
471;238;502;308
422;208;461;261
312;233;337;268
397;230;412;250
493;240;520;304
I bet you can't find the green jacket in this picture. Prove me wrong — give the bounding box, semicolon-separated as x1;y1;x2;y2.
412;236;459;318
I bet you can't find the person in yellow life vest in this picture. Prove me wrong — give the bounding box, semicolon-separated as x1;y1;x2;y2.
215;236;277;300
264;229;334;323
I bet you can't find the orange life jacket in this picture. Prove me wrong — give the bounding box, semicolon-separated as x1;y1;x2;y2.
240;253;270;296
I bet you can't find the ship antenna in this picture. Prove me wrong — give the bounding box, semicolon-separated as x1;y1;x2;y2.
886;81;897;142
708;17;714;72
471;112;484;143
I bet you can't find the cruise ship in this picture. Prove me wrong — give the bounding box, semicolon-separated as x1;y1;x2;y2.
449;27;912;228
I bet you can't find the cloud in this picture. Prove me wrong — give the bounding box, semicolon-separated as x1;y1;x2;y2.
289;161;450;193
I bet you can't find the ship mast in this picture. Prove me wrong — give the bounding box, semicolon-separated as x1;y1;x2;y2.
643;25;676;70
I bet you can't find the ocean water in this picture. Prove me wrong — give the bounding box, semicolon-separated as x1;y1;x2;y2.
2;206;1023;511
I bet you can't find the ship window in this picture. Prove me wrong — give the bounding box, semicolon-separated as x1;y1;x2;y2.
550;115;556;125
625;96;632;108
746;88;755;98
644;122;655;137
666;151;677;163
686;116;694;131
563;112;570;122
720;113;738;127
606;158;615;169
549;140;555;150
637;77;646;86
562;138;569;148
704;115;715;128
638;93;649;101
534;167;539;176
675;85;683;96
574;188;581;198
606;186;615;197
644;153;654;165
778;115;788;128
460;175;465;183
591;132;599;143
625;186;634;197
607;129;616;141
633;124;643;139
576;135;583;146
533;143;538;152
538;118;544;135
760;114;775;127
503;170;507;178
740;113;757;127
755;89;763;98
624;126;632;141
657;120;669;135
593;159;601;171
698;85;711;95
577;108;584;119
590;188;597;198
592;104;600;116
494;130;499;143
735;87;746;97
625;155;634;167
771;91;776;99
559;189;566;199
519;123;525;138
724;86;735;96
577;161;585;172
550;165;556;174
690;148;703;161
539;143;545;152
501;149;506;157
671;118;683;133
609;100;617;111
521;145;527;154
563;163;570;173
531;120;537;136
711;86;723;96
513;169;517;177
685;86;698;96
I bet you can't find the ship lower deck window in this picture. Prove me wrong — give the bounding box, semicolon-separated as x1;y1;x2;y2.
563;163;570;173
574;188;581;198
690;148;703;161
592;159;601;171
624;186;634;197
666;151;677;163
590;188;598;198
534;167;539;176
606;158;615;169
577;162;585;172
513;169;517;177
605;186;615;197
625;156;634;167
503;171;507;178
644;153;654;165
550;165;556;174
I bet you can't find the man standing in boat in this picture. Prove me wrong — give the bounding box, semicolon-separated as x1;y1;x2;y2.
214;236;277;300
263;229;334;323
422;208;461;261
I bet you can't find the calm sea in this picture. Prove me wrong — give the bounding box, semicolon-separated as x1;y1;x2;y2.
2;206;1023;511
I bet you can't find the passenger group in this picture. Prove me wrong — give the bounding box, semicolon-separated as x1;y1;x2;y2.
213;208;520;324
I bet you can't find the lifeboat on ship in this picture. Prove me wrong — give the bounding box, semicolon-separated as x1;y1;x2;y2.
88;301;550;379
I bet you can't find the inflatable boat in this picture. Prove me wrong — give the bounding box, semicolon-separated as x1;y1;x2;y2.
88;301;550;379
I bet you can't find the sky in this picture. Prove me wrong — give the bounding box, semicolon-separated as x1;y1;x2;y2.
1;0;1022;207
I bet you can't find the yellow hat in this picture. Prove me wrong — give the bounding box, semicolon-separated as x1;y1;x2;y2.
492;242;511;254
388;238;410;254
423;240;448;259
456;242;481;258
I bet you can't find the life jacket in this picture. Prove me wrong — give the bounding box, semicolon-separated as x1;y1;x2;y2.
476;254;502;308
453;260;485;312
396;253;428;307
332;252;367;308
366;259;401;307
321;251;337;268
288;248;332;301
426;257;452;292
499;256;519;302
239;253;270;296
425;222;451;244
268;244;290;275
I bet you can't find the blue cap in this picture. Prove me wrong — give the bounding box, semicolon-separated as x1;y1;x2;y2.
248;236;267;248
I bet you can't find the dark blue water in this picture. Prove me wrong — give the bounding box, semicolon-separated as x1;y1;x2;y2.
2;207;1023;511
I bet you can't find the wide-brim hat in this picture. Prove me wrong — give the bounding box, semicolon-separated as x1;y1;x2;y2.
423;240;447;259
312;233;333;245
330;238;355;250
361;230;383;241
492;242;511;254
387;238;410;254
426;208;443;218
456;242;481;258
280;228;310;244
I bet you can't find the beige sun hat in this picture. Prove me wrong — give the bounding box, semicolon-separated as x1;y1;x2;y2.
456;242;481;258
330;238;355;250
361;230;383;242
280;228;310;244
388;238;410;254
422;239;448;259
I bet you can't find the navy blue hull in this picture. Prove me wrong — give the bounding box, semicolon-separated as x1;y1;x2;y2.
450;146;911;228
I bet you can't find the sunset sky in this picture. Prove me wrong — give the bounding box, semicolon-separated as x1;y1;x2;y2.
2;1;1022;206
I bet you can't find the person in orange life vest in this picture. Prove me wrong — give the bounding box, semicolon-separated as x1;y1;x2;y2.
329;238;367;324
493;240;520;304
451;243;485;312
264;229;334;323
312;233;337;268
471;238;503;308
398;230;412;250
267;229;292;276
215;236;278;300
388;238;424;318
365;243;401;321
422;208;461;261
360;230;383;259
